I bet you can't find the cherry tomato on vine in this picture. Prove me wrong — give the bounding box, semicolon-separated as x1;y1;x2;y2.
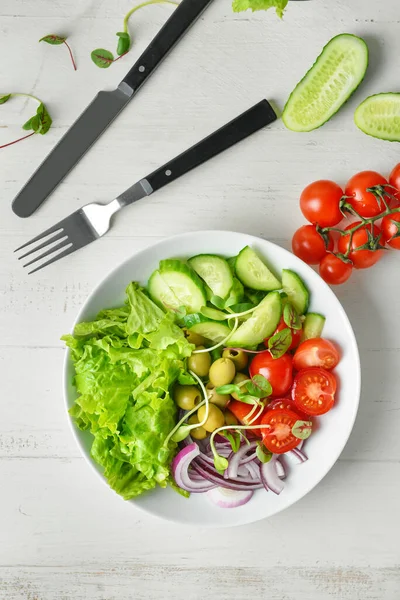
293;338;340;371
300;180;343;227
292;224;334;265
292;368;337;416
228;400;264;437
338;222;384;269
345;171;388;218
261;409;302;454
389;163;400;202
249;352;293;398
382;213;400;250
264;317;302;351
319;254;353;285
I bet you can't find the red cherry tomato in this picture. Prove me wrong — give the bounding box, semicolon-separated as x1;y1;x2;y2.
249;352;293;398
266;398;309;421
293;338;340;371
228;400;264;437
264;317;302;351
319;254;353;285
300;180;343;227
389;163;400;203
382;213;400;250
292;225;334;265
292;368;337;416
338;222;384;269
345;171;388;218
260;409;302;454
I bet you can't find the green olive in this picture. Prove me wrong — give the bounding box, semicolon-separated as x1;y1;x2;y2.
173;385;201;411
206;382;230;409
232;372;249;400
224;410;238;426
188;415;208;440
197;404;225;433
222;348;248;371
183;327;207;346
209;358;236;387
187;347;212;377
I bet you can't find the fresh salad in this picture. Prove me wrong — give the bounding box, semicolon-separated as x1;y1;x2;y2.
64;246;341;508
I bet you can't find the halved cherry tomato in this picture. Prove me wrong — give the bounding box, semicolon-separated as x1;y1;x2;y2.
300;180;343;227
264;317;302;351
292;224;333;265
345;171;388;218
228;400;264;437
382;213;400;250
249;352;293;398
337;222;384;269
293;338;340;371
292;368;337;416
266;398;309;421
261;409;302;454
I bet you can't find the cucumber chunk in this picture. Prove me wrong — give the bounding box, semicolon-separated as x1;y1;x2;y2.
189;321;231;343
235;246;281;291
283;34;369;132
148;270;182;311
302;313;326;341
282;270;309;315
159;259;206;314
228;291;282;348
188;254;233;299
355;93;400;142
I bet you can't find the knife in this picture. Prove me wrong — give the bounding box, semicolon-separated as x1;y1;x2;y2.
12;0;214;218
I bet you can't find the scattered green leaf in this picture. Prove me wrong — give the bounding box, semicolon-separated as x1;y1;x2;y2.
247;374;272;398
215;384;241;395
256;441;272;463
0;93;52;150
283;303;301;330
0;94;11;105
292;420;313;440
116;31;131;56
91;48;115;68
221;430;241;452
268;327;292;359
40;34;77;70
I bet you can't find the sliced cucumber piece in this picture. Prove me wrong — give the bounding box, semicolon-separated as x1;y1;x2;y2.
235;246;281;291
355;93;400;142
282;270;310;315
148;270;182;311
189;321;231;343
302;313;326;341
283;34;369;132
228;291;282;348
159;259;206;314
188;254;233;299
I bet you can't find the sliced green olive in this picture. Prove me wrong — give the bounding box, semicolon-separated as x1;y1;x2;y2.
209;358;236;387
222;348;248;371
173;385;201;411
232;372;249;400
197;404;225;433
183;327;207;346
206;382;231;409
224;410;238;426
188;415;208;440
187;347;212;377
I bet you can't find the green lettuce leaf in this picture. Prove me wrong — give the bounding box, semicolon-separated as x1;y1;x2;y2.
232;0;288;18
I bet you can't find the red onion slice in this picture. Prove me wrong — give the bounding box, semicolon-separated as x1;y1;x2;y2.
226;441;258;479
287;447;308;464
275;458;286;479
260;458;285;495
207;487;253;508
172;443;216;493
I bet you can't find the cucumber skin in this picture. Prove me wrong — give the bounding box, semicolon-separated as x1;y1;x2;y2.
302;312;326;341
283;33;369;132
228;291;282;348
235;246;281;291
159;259;207;313
188;254;233;299
189;321;231;343
282;270;310;315
355;93;400;142
148;270;181;311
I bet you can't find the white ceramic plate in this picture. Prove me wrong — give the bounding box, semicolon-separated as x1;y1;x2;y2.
64;231;361;527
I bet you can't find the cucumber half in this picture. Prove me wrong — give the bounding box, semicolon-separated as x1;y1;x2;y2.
302;312;326;341
283;33;369;132
148;270;182;311
159;259;206;314
355;93;400;142
188;254;233;299
282;270;309;315
235;246;281;291
228;291;282;348
189;321;231;343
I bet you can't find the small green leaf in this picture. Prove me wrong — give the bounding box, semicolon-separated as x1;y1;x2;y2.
91;48;114;68
39;34;66;45
256;442;272;464
200;306;227;321
268;328;292;359
229;302;254;313
116;31;131;56
211;347;223;362
36;103;52;135
236;393;259;405
0;94;11;105
22;117;34;131
210;295;226;309
215;384;241;395
292;420;313;440
214;454;229;473
221;430;241;452
171;425;192;443
247;374;272;398
283;303;301;330
178;371;197;385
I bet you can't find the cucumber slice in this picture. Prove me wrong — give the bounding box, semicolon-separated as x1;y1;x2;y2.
189;321;231;343
148;270;182;311
188;254;233;299
355;93;400;142
235;246;281;291
282;270;309;315
283;34;368;132
302;313;326;341
228;291;282;348
159;259;206;314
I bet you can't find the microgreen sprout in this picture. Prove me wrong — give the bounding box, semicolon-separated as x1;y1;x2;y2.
0;93;52;150
39;35;77;71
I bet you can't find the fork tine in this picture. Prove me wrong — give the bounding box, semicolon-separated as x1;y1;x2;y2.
28;245;76;275
14;221;65;253
23;240;72;268
17;231;68;260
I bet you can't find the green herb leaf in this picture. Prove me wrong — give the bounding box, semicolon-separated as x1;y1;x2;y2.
171;425;192;443
232;0;288;18
221;430;241;452
247;374;272;398
215;384;241;395
200;306;227;321
229;302;254;313
210;295;226;309
39;34;66;45
226;256;237;272
237;394;259;405
91;48;114;68
283;303;301;330
256;442;272;463
292;420;313;440
0;94;11;105
178;371;197;385
116;31;131;56
268;327;292;359
23;103;52;135
214;454;229;473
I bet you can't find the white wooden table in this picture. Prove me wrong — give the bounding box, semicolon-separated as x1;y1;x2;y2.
1;0;400;598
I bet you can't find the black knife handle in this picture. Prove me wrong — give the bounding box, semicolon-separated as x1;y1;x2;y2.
121;0;213;91
145;100;277;193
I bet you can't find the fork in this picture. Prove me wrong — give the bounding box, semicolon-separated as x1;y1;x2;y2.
15;99;277;274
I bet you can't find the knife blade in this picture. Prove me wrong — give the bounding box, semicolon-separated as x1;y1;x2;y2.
12;0;214;218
